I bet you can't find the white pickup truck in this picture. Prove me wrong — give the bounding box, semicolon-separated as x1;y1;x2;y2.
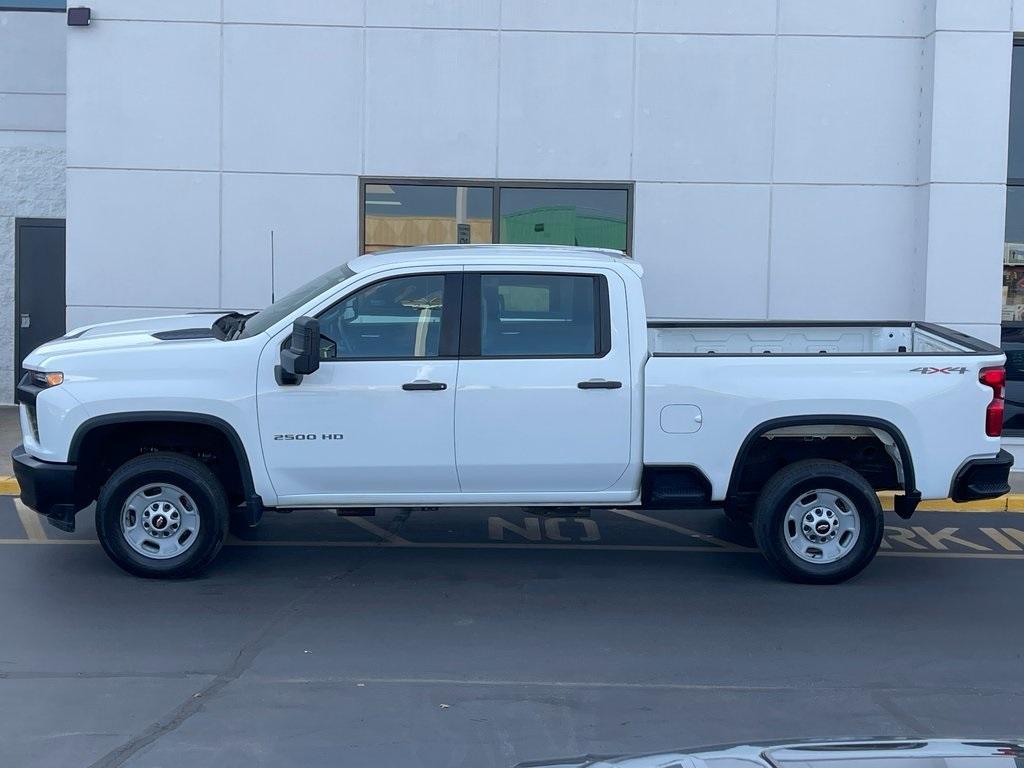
12;245;1013;583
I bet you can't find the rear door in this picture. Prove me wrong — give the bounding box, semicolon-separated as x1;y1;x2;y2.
454;268;632;494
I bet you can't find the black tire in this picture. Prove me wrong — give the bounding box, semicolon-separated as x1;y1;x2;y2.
95;452;230;579
753;459;883;584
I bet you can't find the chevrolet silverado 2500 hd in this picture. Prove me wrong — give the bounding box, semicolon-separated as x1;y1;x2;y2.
11;245;1014;582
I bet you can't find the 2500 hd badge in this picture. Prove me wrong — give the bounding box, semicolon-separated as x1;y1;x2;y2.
273;433;344;441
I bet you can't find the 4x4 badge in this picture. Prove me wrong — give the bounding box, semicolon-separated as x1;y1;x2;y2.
909;366;967;374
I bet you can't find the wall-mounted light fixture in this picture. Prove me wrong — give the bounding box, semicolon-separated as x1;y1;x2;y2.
67;6;90;26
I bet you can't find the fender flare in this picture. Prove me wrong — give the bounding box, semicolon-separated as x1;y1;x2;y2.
68;411;258;501
726;414;918;502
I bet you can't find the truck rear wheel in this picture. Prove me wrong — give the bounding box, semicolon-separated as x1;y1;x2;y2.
753;459;883;584
95;453;230;579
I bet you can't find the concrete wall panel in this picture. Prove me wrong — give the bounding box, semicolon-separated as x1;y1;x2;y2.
366;29;498;178
67;21;219;170
634;34;774;182
224;0;362;26
223;24;363;175
89;0;220;22
928;31;1013;183
636;0;776;34
0;11;65;94
367;0;498;29
774;36;922;184
66;169;219;309
498;32;633;180
779;0;926;36
221;173;358;310
501;0;634;32
923;183;1006;327
633;182;770;319
769;185;922;320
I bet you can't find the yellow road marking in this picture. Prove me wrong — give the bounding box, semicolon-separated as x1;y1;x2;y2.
610;507;751;550
0;476;19;495
0;538;93;545
14;499;47;542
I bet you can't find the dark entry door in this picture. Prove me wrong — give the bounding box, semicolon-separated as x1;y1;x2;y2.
15;219;66;388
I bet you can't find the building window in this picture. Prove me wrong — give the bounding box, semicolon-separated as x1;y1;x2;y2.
0;1;65;9
1004;42;1024;433
360;179;632;255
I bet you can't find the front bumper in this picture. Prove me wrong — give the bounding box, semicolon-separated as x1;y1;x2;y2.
11;444;80;532
950;449;1014;503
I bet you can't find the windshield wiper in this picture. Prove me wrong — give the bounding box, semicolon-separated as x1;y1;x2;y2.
212;311;255;341
230;313;256;340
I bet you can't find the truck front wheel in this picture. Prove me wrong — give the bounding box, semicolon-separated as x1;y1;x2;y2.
753;459;883;584
95;453;230;579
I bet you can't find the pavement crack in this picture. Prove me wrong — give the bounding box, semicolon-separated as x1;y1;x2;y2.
85;550;381;768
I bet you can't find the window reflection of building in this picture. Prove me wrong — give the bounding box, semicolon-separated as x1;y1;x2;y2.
361;179;632;255
1002;43;1024;432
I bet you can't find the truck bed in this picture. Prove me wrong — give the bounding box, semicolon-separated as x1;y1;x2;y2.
642;320;1005;501
648;320;989;356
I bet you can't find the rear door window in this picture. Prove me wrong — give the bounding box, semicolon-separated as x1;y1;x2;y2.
477;273;602;358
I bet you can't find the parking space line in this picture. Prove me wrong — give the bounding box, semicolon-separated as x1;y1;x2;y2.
341;516;411;544
1;535;1024;559
273;675;796;692
14;499;47;542
610;508;749;550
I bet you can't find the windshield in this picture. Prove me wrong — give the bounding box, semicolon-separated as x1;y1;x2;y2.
235;263;355;339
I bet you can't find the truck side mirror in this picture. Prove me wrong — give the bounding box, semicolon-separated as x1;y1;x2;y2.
277;316;320;385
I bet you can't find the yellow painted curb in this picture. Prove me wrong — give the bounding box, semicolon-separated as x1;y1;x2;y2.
877;491;1020;513
0;476;18;495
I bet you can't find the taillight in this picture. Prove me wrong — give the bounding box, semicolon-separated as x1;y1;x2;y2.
980;366;1005;437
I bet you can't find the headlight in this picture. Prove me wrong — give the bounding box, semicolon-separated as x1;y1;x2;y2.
29;370;63;388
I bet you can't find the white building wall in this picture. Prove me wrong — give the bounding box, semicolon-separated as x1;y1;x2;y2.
62;1;1015;346
0;10;66;404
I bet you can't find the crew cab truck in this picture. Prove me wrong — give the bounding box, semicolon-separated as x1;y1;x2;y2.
12;245;1014;583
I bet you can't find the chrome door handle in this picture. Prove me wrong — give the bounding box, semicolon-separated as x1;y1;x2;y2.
20;313;30;329
402;381;447;391
578;379;622;389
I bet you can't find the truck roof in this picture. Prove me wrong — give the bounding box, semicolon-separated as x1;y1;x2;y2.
349;244;637;274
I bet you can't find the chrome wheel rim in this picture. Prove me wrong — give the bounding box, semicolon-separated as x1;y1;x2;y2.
783;488;860;564
120;483;200;560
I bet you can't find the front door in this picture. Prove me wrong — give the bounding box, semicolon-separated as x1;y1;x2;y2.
257;271;462;504
455;269;632;494
15;219;66;389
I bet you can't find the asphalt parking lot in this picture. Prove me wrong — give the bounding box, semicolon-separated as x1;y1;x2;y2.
2;493;1024;768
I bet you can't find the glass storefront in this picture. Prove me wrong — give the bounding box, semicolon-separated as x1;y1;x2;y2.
1005;42;1024;433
